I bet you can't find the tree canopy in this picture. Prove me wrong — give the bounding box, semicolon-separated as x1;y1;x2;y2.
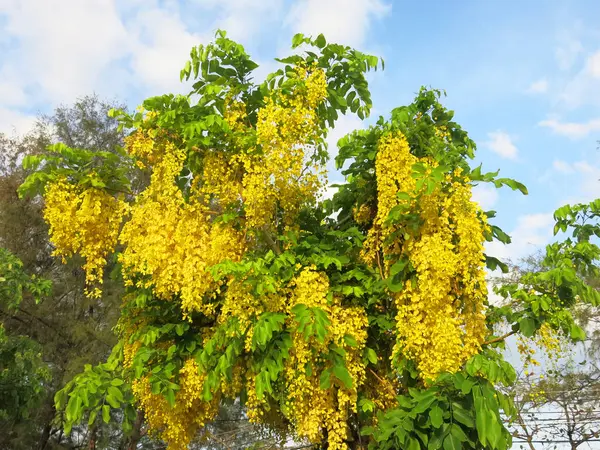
17;30;600;450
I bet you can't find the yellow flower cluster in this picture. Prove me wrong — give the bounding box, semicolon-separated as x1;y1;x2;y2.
219;278;286;351
123;340;142;369
361;133;417;266
43;177;128;297
244;65;328;229
518;323;566;375
200;152;243;207
132;359;219;450
119;139;245;317
124;129;163;165
279;268;368;450
223;95;248;137
365;132;488;381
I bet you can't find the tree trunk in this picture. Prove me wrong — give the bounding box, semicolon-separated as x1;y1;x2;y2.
88;425;97;450
128;410;145;450
38;423;52;450
119;409;144;450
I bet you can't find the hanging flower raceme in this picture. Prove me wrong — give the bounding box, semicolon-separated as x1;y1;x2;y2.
244;64;328;229
281;268;368;450
365;132;489;381
132;359;220;450
43;177;128;297
118;137;245;317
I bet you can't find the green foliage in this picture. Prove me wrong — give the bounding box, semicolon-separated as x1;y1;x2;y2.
0;249;51;430
490;200;600;343
0;247;51;309
14;30;600;450
0;324;51;423
18;142;133;199
55;348;136;435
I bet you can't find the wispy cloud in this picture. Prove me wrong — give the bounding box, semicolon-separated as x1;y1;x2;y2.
553;159;574;174
560;49;600;108
485;131;519;160
555;35;584;71
527;78;549;94
285;0;390;48
539;117;600;139
486;213;555;263
472;184;499;210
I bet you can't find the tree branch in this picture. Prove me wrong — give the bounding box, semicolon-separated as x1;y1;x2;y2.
483;330;517;345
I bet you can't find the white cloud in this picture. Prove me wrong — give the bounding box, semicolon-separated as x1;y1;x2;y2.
538;117;600;139
0;0;131;104
544;158;600;208
127;7;206;95
560;50;600;108
560;161;600;205
589;51;600;78
0;0;295;135
486;213;554;263
194;0;284;42
325;114;364;179
472;184;499;210
552;159;574;174
555;34;583;71
0;108;37;137
286;0;390;48
485;131;518;160
527;78;548;94
0;0;388;137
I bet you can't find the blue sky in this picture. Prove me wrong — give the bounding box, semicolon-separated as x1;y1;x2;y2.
1;0;600;265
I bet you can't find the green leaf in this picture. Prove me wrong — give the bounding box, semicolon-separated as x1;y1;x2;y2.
406;436;421;450
429;405;444;428
102;405;110;424
390;259;408;276
365;348;378;365
485;255;508;273
344;334;358;347
475;401;488;447
443;433;461;450
320;369;331;390
110;378;124;386
449;424;468;443
292;33;305;48
166;388;176;407
105;394;120;409
107;386;124;403
315;34;327;48
452;404;474;428
519;317;536;337
359;398;375;413
494;178;528;195
333;364;353;389
570;323;586;341
88;410;97;426
428;429;444;450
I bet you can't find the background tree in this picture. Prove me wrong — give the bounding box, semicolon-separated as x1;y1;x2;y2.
0;96;132;449
0;247;52;446
496;219;600;450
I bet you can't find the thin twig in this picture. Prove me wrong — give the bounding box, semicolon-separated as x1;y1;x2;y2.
368;368;397;398
483;330;517;345
376;251;385;280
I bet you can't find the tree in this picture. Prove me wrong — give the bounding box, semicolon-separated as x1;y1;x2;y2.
0;248;52;436
19;31;600;450
0;96;138;450
495;203;600;450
